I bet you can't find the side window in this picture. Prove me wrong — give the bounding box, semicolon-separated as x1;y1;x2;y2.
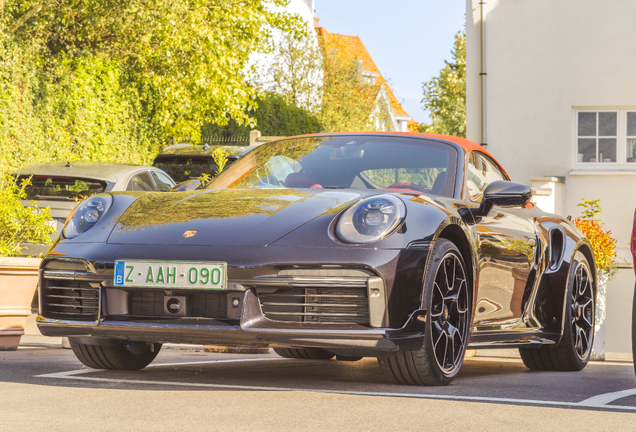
467;153;507;201
126;171;155;191
151;171;175;192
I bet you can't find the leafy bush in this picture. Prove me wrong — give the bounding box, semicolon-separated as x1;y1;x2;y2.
572;199;617;277
201;93;323;140
0;30;160;175
0;176;56;257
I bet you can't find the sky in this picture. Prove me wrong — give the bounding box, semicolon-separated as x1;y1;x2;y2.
314;0;466;124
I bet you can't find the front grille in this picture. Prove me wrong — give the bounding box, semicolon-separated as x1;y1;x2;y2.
257;286;369;325
41;279;100;321
128;291;227;319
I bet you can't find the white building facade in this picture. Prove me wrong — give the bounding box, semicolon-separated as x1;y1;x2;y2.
466;0;636;357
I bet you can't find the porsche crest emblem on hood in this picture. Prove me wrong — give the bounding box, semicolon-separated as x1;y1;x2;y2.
183;230;198;238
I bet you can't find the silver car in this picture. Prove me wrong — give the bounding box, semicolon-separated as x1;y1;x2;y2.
15;161;176;256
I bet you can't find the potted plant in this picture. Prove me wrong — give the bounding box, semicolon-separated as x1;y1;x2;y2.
572;199;617;360
0;175;55;350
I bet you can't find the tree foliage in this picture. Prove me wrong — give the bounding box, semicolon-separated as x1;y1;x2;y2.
318;47;388;132
5;0;303;142
202;92;322;139
250;30;390;133
419;29;466;137
251;32;322;113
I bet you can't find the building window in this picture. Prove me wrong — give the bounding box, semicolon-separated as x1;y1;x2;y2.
575;109;636;167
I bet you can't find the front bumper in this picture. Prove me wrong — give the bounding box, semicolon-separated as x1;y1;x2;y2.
37;248;430;356
37;243;428;356
37;289;427;355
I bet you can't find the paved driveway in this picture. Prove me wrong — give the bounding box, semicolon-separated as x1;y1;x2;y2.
1;317;634;431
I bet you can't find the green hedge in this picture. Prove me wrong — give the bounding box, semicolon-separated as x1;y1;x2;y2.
0;32;161;175
201;93;322;143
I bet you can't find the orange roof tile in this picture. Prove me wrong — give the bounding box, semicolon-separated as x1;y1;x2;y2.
316;27;413;122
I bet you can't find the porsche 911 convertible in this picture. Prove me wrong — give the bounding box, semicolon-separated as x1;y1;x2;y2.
37;133;596;385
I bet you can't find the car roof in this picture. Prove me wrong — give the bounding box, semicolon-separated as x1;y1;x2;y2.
279;131;491;155
14;161;157;183
156;144;250;158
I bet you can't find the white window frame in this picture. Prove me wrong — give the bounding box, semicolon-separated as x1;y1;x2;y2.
573;108;636;169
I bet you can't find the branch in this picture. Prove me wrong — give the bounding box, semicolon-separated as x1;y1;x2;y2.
9;1;51;33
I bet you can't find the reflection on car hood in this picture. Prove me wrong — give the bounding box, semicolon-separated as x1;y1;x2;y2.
107;188;365;246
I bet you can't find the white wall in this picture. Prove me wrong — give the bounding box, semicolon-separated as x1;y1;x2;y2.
467;0;636;355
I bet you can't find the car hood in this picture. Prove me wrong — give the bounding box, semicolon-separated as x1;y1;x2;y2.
107;188;366;246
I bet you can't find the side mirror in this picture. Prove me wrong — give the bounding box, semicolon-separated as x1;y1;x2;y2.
472;181;532;218
172;179;201;192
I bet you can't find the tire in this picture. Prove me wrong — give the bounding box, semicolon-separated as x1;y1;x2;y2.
378;238;471;386
519;251;594;371
70;340;162;370
273;348;334;360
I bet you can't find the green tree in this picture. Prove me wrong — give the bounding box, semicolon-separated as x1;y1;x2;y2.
318;46;390;132
251;30;392;133
251;32;322;113
6;0;304;141
419;29;465;137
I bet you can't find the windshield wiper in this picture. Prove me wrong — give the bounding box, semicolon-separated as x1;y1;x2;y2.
33;195;76;201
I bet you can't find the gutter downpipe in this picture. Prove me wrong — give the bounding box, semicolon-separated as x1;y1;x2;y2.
480;1;487;149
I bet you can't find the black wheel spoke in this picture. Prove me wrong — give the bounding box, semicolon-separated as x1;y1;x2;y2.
579;327;589;355
436;333;449;368
574;326;583;354
431;283;445;318
432;321;445;348
445;332;455;369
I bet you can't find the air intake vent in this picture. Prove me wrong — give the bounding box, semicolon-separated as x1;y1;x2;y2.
257;286;369;325
128;291;227;319
41;279;99;321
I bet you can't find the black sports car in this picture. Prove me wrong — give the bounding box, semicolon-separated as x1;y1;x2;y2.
37;133;596;385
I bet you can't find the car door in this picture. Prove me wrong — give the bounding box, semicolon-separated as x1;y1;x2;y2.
467;152;537;327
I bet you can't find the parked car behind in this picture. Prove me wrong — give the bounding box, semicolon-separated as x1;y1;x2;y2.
14;161;176;256
152;143;256;183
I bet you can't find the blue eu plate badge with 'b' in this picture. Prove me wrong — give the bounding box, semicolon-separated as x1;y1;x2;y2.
115;261;125;285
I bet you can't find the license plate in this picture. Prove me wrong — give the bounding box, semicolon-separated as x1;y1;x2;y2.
114;260;226;289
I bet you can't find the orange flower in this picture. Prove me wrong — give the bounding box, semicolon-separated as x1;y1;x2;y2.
573;218;617;276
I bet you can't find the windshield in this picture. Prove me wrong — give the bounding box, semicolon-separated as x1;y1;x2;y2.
207;136;457;197
17;175;108;201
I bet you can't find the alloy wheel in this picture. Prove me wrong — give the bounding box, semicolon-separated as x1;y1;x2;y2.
429;252;470;374
571;262;594;360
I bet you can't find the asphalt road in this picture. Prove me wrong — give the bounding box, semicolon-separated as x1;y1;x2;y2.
1;331;635;432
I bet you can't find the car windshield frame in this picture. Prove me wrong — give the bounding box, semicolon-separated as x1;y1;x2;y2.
207;135;458;198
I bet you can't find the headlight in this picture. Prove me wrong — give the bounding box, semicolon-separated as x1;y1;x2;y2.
335;195;406;244
63;195;113;239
